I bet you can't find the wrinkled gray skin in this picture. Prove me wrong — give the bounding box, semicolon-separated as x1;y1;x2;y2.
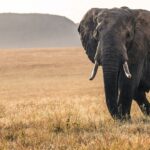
78;7;150;120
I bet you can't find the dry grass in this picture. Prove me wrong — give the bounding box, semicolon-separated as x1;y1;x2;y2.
0;47;149;150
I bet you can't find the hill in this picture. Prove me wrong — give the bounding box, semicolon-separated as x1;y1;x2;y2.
0;13;81;48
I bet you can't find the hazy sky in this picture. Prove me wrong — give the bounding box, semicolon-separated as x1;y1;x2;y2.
1;0;150;22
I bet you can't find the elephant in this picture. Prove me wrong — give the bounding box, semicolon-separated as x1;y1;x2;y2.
78;7;150;120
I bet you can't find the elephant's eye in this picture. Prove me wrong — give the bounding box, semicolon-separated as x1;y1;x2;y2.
126;32;130;39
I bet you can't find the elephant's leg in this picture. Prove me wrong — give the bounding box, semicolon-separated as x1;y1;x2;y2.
118;62;145;120
134;90;150;116
118;89;133;120
118;72;135;120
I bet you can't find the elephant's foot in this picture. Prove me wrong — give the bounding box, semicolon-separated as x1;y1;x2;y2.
117;93;133;121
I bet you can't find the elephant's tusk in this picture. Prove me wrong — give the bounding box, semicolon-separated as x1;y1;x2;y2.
123;61;132;79
89;61;99;80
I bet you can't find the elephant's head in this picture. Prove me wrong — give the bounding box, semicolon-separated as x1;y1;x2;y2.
78;7;135;119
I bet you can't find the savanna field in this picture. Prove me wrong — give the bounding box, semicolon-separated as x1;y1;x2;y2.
0;47;149;149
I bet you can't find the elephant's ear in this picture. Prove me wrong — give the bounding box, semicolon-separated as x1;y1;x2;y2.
132;10;150;56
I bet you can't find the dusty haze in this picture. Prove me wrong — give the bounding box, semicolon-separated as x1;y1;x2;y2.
0;13;81;48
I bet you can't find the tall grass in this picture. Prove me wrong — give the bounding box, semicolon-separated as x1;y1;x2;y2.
0;48;149;149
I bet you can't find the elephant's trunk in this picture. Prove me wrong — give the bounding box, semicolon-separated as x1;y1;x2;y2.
102;54;121;119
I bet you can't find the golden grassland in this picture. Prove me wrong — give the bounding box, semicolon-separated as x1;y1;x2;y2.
0;47;149;150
